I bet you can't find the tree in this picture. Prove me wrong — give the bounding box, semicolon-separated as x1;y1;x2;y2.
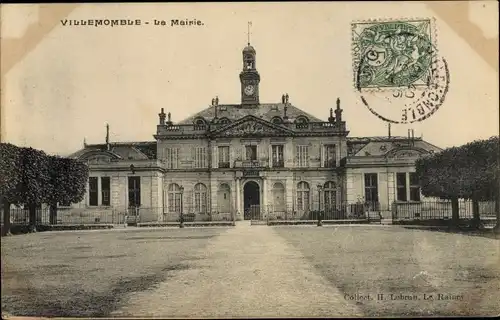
17;147;51;232
46;156;89;224
0;143;22;236
415;136;499;230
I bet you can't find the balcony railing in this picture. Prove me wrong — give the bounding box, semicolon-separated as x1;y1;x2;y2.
272;160;284;168
218;162;230;168
323;159;337;168
234;160;268;168
295;123;309;129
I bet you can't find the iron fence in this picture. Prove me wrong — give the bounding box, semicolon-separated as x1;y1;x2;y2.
250;202;382;222
1;205;236;226
392;200;496;223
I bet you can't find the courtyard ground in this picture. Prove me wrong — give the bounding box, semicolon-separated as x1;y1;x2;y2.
1;224;499;317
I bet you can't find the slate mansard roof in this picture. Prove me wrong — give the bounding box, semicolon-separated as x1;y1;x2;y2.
70;141;157;160
70;135;441;162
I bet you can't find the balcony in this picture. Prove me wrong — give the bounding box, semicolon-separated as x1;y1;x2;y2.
323;159;337;168
218;162;230;168
234;160;268;168
272;160;284;168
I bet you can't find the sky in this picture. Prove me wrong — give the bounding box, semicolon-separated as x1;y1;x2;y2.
2;2;498;156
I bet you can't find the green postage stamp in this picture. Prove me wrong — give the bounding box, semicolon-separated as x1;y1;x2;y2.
352;19;435;90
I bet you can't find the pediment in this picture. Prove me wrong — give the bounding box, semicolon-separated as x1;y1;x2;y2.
78;150;121;163
212;115;294;137
387;147;428;159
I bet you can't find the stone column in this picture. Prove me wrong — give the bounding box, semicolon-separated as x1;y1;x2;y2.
212;145;218;169
235;178;241;215
268;144;273;168
320;144;324;168
97;176;102;206
262;178;268;215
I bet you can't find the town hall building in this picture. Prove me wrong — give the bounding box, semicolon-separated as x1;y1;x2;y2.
70;43;442;222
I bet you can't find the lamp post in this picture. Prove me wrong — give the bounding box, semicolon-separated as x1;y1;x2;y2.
179;186;184;228
317;184;323;227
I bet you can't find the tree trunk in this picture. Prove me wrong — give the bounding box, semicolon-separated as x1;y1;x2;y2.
28;203;37;233
472;199;480;229
49;203;58;225
451;197;460;227
2;201;12;236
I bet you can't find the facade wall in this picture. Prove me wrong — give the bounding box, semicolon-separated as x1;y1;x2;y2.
158;136;346;169
156;134;347;220
73;170;163;222
346;165;431;216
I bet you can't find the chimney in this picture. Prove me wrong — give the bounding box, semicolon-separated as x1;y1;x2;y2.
105;123;110;151
159;108;166;125
411;129;415;146
408;129;411;145
388;123;391;138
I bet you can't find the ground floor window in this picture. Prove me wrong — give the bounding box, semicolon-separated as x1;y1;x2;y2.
168;183;182;213
194;183;207;213
297;181;310;211
324;181;336;210
128;176;141;208
364;173;378;204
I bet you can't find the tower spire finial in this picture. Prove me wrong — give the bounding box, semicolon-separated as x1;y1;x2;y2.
247;21;252;46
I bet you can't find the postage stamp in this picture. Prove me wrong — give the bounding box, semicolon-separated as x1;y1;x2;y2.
352;19;435;90
352;18;449;124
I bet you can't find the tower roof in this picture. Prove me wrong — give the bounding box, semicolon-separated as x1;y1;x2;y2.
243;45;256;53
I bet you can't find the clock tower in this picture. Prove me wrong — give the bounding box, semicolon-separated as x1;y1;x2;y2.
239;44;260;106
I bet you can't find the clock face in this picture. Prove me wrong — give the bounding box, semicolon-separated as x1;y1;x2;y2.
244;85;255;96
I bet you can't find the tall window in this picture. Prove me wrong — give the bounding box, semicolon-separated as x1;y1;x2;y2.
194;183;208;213
297;181;310;211
101;177;110;206
272;145;284;167
218;146;230;168
409;173;421;201
324;181;336;211
364;173;378;204
128;176;141;208
396;173;407;201
324;145;336;168
194;147;207;168
246;145;257;161
168;183;182;213
89;177;98;206
296;145;309;168
165;147;179;169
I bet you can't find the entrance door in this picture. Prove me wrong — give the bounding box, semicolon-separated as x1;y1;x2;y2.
243;181;260;220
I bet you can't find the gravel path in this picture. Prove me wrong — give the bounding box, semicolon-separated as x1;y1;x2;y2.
112;222;362;318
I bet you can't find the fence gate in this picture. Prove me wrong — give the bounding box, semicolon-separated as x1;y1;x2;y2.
245;204;261;221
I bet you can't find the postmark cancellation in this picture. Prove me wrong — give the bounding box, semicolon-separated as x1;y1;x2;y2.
351;18;449;124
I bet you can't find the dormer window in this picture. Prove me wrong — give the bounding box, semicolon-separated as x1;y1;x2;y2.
296;116;309;124
194;118;206;126
219;117;230;125
271;116;283;124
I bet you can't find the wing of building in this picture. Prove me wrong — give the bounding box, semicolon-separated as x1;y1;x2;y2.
69;43;442;222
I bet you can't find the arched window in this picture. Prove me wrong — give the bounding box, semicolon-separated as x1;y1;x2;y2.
271;117;283;125
324;181;336;211
194;118;206;126
296;116;309;124
219;117;230;125
194;183;208;213
168;183;182;213
272;182;286;212
297;182;310;211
